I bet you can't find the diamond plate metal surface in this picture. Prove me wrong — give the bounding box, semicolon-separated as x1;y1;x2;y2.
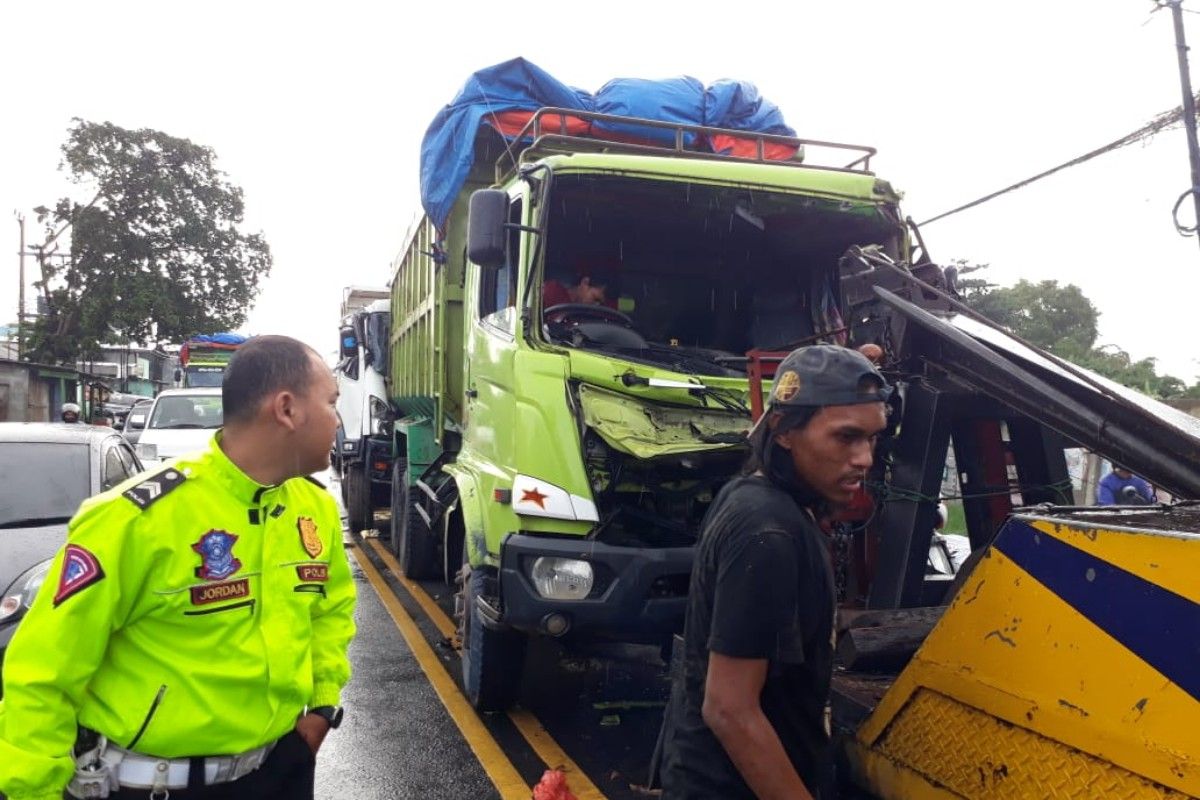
876;689;1191;799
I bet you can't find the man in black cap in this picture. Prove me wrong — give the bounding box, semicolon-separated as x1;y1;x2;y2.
661;344;891;800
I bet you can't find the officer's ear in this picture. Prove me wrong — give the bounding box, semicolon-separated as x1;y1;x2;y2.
269;389;301;432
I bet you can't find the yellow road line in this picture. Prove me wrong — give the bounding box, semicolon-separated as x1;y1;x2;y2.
368;538;457;640
366;538;609;800
348;543;529;800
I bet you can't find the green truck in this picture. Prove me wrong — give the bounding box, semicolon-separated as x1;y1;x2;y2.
177;334;247;388
383;63;924;711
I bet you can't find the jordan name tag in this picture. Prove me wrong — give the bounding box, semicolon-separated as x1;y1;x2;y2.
190;579;250;605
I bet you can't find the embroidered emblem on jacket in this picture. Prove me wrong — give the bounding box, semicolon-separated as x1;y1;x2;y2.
192;530;242;580
53;545;105;606
297;517;322;558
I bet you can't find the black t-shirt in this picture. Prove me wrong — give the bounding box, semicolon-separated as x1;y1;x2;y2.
661;474;836;799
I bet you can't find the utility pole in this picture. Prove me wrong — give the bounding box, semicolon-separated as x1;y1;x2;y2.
14;212;25;359
1167;0;1200;248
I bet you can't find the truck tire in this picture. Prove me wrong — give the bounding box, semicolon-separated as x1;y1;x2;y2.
344;464;373;534
394;466;440;580
460;566;526;712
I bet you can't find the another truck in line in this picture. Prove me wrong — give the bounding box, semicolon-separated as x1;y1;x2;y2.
333;286;393;533
176;333;247;388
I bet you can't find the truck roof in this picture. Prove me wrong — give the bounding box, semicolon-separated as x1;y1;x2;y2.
341;286;390;318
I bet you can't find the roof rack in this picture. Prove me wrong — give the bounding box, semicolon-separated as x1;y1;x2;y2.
492;107;877;184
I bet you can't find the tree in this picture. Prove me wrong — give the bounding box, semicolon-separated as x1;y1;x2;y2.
965;278;1098;357
25;120;272;364
959;267;1198;399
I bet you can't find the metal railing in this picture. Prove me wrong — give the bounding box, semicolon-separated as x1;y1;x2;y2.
491;107;877;183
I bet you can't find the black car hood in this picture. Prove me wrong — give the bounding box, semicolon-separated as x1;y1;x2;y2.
0;523;68;597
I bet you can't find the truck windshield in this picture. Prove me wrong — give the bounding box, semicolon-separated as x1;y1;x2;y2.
538;174;900;374
185;367;224;387
364;311;390;377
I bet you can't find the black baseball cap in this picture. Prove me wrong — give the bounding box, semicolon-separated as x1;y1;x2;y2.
748;344;892;438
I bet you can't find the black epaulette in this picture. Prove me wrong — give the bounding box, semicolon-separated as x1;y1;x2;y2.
303;475;327;489
123;467;187;510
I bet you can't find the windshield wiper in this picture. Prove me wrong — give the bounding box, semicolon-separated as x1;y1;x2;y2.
620;372;750;415
156;423;205;429
0;515;72;529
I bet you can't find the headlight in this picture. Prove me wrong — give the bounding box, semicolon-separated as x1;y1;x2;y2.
369;396;391;436
530;557;594;601
0;560;52;624
135;442;158;461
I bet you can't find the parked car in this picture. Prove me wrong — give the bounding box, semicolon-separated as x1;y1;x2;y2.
132;387;223;467
118;397;155;445
0;423;143;691
103;392;154;428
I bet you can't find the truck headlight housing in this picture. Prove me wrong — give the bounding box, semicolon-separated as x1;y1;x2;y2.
369;396;391;436
529;557;594;601
135;442;158;462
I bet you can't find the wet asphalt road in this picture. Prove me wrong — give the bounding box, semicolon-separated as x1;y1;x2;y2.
314;553;496;800
315;474;672;800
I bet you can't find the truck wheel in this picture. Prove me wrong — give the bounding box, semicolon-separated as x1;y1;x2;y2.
344;464;373;534
460;566;525;712
395;467;440;580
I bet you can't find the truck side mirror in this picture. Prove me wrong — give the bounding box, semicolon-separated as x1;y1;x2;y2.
339;326;358;360
467;189;507;270
127;413;147;431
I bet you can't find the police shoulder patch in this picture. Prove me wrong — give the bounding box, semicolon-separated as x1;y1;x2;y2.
122;467;186;510
53;544;105;606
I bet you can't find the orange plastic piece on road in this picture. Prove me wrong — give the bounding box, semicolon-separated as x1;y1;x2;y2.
531;769;578;800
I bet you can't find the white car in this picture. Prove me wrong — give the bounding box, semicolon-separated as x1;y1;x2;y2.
132;387;223;467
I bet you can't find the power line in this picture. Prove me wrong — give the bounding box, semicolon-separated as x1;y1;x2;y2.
919;94;1199;226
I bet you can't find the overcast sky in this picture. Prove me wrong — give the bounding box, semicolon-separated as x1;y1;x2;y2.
2;0;1199;380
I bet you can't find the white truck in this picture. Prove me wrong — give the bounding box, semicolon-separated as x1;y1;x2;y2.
333;287;392;533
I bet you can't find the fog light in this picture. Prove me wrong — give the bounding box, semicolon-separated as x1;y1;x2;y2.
541;612;571;636
530;557;593;600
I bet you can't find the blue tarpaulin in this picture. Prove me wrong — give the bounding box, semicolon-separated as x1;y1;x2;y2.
419;58;795;230
188;333;248;346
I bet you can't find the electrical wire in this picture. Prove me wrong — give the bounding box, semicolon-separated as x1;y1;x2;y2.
919;93;1200;226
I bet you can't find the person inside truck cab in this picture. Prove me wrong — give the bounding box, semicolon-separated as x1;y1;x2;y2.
542;270;615;310
660;345;891;800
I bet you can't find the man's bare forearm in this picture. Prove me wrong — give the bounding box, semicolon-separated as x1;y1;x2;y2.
707;706;814;800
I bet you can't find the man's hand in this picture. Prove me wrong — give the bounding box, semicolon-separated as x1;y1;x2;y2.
294;713;331;756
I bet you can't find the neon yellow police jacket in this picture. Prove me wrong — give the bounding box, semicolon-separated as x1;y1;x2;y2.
0;435;357;800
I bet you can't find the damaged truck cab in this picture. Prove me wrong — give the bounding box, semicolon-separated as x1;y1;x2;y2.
388;63;1200;796
388;101;910;711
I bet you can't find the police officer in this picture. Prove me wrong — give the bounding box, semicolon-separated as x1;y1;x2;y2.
60;402;82;423
0;335;356;800
660;345;891;800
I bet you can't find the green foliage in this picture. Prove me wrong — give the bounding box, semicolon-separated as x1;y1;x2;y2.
25;120;272;364
967;278;1099;357
958;265;1198;399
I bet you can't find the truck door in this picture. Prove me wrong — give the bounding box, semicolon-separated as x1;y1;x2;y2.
463;192;525;480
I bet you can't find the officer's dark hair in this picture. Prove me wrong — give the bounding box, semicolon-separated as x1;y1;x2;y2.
222;335;320;424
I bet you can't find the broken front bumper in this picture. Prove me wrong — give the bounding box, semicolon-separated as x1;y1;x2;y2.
497;533;693;640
